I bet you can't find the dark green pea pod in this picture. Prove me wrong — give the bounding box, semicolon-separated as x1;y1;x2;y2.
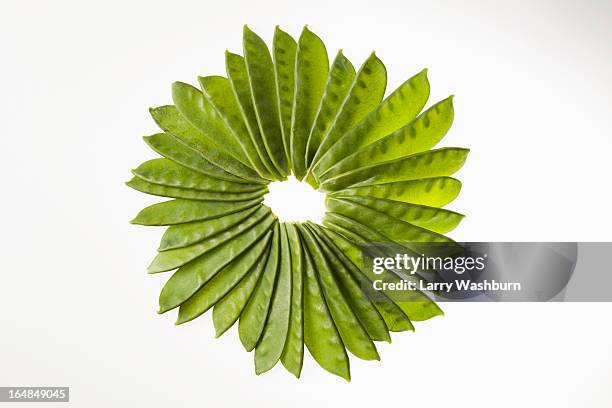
255;224;292;375
330;177;462;207
159;206;260;251
176;231;273;324
130;197;262;226
310;69;430;177
272;27;297;161
299;225;379;361
280;223;304;378
150;105;267;184
239;224;281;351
243;26;289;176
291;26;329;179
148;206;274;273
299;230;350;381
305;51;356;169
143;133;248;184
157;216;278;313
320;147;470;192
321;96;454;181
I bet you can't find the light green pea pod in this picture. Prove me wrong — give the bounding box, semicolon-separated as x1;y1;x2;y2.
338;196;465;234
243;26;289;176
299;230;350;381
157;216;277;312
310;69;430;177
225;51;282;180
305;51;356;169
150;105;266;184
130;198;262;226
308;53;387;173
199;76;278;181
272;27;297;160
148;207;274;273
239;224;281;351
255;224;292;374
143;133;248;184
159;206;260;251
212;243;271;337
176;231;273;324
321;96;454;180
330;177;462;207
305;223;390;342
299;225;379;361
291;26;329;180
320;147;470;192
280;223;304;378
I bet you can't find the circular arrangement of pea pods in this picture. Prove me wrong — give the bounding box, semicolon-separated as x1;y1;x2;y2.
129;25;469;380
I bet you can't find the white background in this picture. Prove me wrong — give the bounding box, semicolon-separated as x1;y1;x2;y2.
1;0;611;406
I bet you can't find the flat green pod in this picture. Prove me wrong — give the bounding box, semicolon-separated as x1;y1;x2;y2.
176;231;273;324
321;96;454;180
291;26;329;179
272;27;297;160
320;148;470;192
243;26;289;176
130;198;262;226
157;216;278;313
330;177;462;207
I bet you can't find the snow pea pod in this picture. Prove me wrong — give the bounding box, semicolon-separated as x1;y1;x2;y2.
330;177;462;207
158;216;278;312
272;26;297;160
239;224;281;351
148;207;275;273
299;225;379;361
310;69;430;178
291;26;329;179
255;224;292;374
280;223;304;378
176;231;273;324
243;26;289;176
321;96;454;180
130;198;262;226
320;147;470;192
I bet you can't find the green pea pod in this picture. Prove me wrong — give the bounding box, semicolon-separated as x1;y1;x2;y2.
212;243;271;337
158;216;277;312
339;196;465;234
309;53;387;172
150;105;266;183
330;177;462;207
243;26;289;176
239;224;281;351
311;69;430;177
320;147;470;192
126;177;266;202
130;198;262;226
225;52;282;180
304;51;356;172
143;133;248;184
321;96;454;180
272;26;297;160
255;224;292;374
305;223;390;342
291;26;329;179
199;76;278;180
280;223;304;378
299;225;379;361
300;231;350;381
159;206;261;251
148;207;274;273
176;231;273;324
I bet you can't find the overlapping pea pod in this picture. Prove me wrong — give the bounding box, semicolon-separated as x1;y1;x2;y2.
129;25;468;381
